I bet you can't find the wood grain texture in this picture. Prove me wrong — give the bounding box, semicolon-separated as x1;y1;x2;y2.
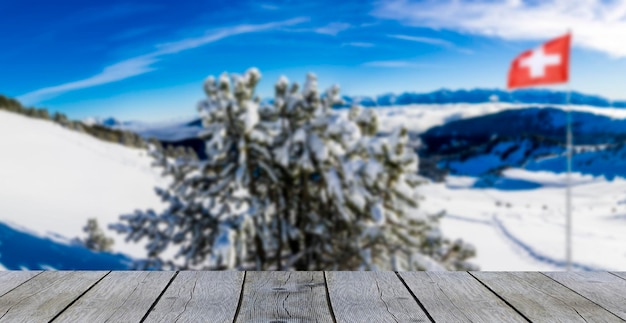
53;271;175;323
326;271;430;323
472;271;622;322
399;271;527;323
610;272;626;281
1;270;625;322
544;271;626;320
0;271;41;297
0;271;108;323
145;271;243;323
236;271;333;323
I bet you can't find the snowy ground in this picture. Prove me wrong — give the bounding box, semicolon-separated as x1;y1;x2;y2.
2;106;626;270
0;110;168;267
420;171;626;271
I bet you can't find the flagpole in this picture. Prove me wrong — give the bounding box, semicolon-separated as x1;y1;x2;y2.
565;29;573;271
566;85;572;271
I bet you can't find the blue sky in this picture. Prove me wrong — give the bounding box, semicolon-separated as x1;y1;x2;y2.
2;0;626;121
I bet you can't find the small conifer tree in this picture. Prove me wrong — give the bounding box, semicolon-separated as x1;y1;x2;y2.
83;218;114;252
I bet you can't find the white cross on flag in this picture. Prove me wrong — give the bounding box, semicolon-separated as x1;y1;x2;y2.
508;33;571;89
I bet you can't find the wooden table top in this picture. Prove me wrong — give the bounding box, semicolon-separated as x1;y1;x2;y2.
0;271;625;322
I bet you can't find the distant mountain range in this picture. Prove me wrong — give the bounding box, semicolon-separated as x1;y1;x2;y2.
420;107;626;181
421;107;626;153
90;88;626;131
340;88;626;108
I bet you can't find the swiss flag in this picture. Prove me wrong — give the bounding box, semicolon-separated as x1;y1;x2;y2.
508;33;571;89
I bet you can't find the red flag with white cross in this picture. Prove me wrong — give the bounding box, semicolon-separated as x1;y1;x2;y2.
508;33;571;89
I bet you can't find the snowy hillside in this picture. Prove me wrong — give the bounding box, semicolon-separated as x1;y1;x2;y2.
0;110;167;269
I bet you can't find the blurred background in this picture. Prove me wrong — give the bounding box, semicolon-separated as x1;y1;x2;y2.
1;0;625;271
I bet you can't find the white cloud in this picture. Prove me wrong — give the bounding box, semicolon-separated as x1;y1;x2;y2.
389;34;453;47
314;22;351;35
342;42;375;47
362;60;432;68
154;18;308;54
372;0;626;58
18;56;159;104
18;18;308;104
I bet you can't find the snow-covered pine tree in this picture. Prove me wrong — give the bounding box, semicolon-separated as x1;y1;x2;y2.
348;112;477;270
82;218;114;252
111;68;478;271
111;69;276;270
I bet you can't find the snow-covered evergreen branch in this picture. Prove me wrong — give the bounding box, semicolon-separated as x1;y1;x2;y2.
110;68;478;271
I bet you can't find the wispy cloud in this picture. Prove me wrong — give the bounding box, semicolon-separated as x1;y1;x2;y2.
373;0;626;58
154;18;308;54
362;60;432;68
314;22;351;35
342;42;375;48
18;18;308;104
18;56;159;104
388;34;473;54
389;34;452;47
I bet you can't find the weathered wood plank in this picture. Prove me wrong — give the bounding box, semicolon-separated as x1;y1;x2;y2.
53;271;174;323
0;271;108;323
471;271;622;322
145;271;243;323
610;272;626;281
326;271;430;323
399;271;527;322
0;271;41;297
236;271;333;323
544;271;626;320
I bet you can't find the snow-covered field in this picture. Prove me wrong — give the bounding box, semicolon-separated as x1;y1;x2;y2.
0;110;167;267
1;103;626;271
420;171;626;271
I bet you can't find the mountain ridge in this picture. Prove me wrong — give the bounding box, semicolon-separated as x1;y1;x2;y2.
340;88;626;108
88;88;626;127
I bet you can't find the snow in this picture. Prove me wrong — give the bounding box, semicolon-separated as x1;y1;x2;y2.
242;101;259;133
444;176;478;188
3;99;626;271
371;202;385;225
421;171;626;270
501;169;601;187
277;75;289;87
0;110;167;268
